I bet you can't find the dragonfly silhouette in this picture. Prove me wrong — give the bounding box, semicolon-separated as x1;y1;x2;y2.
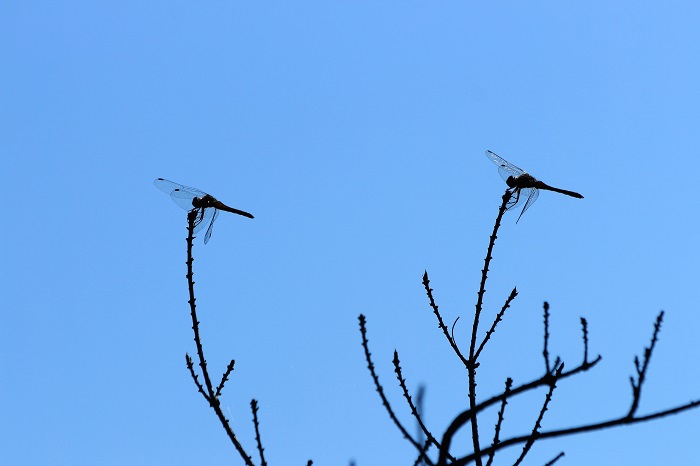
485;150;583;223
154;178;254;244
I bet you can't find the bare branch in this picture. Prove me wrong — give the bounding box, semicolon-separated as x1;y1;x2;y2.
485;378;513;466
467;190;513;466
358;315;426;456
628;311;664;417
456;397;700;465
183;211;254;466
513;364;564;466
580;317;589;365
475;287;518;361
251;399;267;466
216;359;236;398
423;271;469;367
412;438;432;466
185;353;209;402
393;351;447;465
438;356;601;466
544;452;565;466
543;301;551;373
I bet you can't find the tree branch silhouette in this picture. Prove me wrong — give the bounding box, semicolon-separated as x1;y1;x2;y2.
182;210;256;466
360;187;700;465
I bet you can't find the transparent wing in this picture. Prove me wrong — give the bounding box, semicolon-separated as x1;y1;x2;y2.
193;207;214;235
485;150;525;182
203;208;219;244
154;178;208;198
515;187;540;223
169;188;198;211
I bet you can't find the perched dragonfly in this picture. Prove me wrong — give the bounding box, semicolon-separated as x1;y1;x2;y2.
485;150;583;223
154;178;254;244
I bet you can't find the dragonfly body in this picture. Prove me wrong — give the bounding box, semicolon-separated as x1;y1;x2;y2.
485;150;583;222
154;178;253;244
191;194;254;219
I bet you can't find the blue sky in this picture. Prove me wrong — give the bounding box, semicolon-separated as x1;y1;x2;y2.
3;2;700;465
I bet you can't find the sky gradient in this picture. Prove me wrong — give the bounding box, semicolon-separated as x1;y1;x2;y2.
3;2;700;465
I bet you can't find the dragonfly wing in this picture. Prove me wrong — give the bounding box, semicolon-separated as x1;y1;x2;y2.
154;178;208;198
169;188;198;211
154;178;183;195
193;207;213;234
516;188;540;223
203;209;219;244
485;151;525;182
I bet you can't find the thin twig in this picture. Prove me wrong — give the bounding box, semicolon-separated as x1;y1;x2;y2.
468;189;513;466
216;359;236;398
412;438;433;466
544;452;565;466
475;287;518;361
251;399;267;466
628;311;664;417
513;364;564;466
393;351;448;465
185;353;209;402
423;271;469;367
455;398;700;466
580;317;589;365
437;355;601;466
358;315;428;458
184;211;254;466
543;302;551;374
485;378;513;466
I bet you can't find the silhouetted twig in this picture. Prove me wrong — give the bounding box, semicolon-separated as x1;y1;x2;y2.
393;351;450;463
467;189;512;466
580;317;589;365
484;378;512;466
542;302;552;373
216;359;236;398
544;452;565;466
438;346;602;465
513;364;564;466
251;399;267;466
628;311;663;417
475;287;517;361
423;271;469;368
185;353;209;402
183;211;255;466
413;438;432;466
358;314;431;463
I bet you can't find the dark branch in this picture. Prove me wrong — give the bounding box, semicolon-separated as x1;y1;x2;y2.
542;301;551;373
485;378;513;466
544;452;565;466
456;398;700;465
185;353;209;402
251;399;267;466
184;211;254;466
393;351;446;465
580;317;589;365
438;356;601;466
628;311;664;417
423;271;469;368
216;359;236;398
467;190;512;466
475;287;518;361
513;364;564;466
358;315;427;456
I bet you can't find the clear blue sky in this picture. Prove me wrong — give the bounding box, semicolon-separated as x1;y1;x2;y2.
3;2;700;465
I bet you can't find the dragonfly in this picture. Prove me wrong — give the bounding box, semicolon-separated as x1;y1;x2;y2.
485;150;583;223
154;178;254;244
